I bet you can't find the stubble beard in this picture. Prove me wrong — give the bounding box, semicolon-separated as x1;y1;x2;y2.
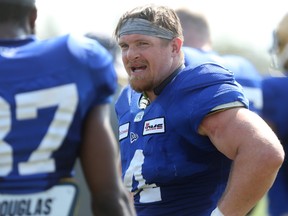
129;76;154;93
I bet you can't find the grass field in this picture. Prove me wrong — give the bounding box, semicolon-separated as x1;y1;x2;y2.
251;195;268;216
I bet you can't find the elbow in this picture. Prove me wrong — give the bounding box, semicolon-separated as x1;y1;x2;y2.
265;141;285;171
276;146;285;168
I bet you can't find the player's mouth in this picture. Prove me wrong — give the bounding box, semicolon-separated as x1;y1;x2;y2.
131;65;147;73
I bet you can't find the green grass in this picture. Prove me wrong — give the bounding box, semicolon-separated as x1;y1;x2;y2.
251;195;268;216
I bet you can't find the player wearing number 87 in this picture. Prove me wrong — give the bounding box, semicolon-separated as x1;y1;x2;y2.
114;4;284;216
0;0;135;216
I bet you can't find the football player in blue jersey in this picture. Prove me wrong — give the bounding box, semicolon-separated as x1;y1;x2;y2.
176;8;263;117
113;4;284;216
0;0;135;215
262;13;288;216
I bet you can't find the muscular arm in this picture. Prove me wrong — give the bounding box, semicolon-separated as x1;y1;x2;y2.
79;104;135;216
199;107;284;216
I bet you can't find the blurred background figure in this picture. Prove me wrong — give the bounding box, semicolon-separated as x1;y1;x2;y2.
270;13;288;73
176;8;223;65
222;54;263;115
262;13;288;216
74;32;127;216
176;8;212;51
0;0;134;215
176;8;263;116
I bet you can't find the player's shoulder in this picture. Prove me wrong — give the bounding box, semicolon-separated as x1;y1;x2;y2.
66;34;113;62
41;34;112;65
175;63;234;90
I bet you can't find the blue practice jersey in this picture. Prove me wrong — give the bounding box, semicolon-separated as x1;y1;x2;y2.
116;63;248;216
262;76;288;216
183;47;262;115
0;34;117;194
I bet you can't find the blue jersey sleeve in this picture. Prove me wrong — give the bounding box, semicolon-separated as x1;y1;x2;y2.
67;34;117;104
173;63;249;133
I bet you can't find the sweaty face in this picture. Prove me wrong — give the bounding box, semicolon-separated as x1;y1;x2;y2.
118;34;174;93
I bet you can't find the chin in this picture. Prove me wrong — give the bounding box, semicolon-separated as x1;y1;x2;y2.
130;85;143;93
130;78;153;93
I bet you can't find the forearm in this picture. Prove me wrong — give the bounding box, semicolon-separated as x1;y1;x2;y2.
200;109;284;215
91;188;135;216
81;105;135;216
217;148;282;216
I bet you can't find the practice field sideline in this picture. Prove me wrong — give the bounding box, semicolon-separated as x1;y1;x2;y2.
252;195;268;216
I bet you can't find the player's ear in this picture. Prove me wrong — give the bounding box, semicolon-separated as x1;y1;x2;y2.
172;37;183;53
171;37;183;54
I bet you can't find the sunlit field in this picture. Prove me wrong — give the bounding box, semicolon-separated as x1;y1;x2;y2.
252;196;268;216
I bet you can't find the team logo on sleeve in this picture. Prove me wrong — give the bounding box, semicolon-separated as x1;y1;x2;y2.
130;132;139;143
143;118;165;135
119;123;129;140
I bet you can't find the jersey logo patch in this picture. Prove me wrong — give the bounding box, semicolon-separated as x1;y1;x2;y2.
134;111;144;122
143;118;165;135
130;132;139;143
119;123;129;140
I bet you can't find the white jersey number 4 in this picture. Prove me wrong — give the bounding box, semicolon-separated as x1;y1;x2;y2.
124;149;162;203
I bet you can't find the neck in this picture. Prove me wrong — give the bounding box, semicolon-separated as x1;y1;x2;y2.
144;64;185;102
144;90;157;103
